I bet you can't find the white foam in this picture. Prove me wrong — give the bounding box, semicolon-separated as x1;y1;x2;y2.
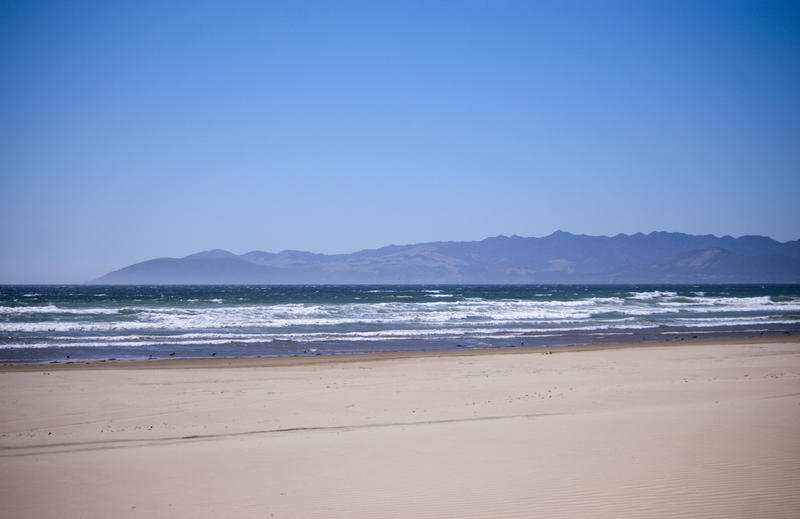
3;292;798;344
0;305;121;315
628;290;678;300
3;294;798;334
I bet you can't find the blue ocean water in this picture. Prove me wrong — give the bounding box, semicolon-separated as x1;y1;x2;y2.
1;285;799;363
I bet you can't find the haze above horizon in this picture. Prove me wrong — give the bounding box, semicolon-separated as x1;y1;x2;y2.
2;1;799;283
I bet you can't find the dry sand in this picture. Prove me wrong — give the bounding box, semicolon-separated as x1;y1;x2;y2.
1;338;799;518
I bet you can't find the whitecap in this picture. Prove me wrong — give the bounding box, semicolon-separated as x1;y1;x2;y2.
627;291;678;300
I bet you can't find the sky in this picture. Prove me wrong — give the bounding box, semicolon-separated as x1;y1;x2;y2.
1;0;799;283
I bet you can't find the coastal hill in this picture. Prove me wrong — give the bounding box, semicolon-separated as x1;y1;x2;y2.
91;231;800;284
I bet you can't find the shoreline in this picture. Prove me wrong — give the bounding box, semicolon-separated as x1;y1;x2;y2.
2;333;796;372
3;284;798;367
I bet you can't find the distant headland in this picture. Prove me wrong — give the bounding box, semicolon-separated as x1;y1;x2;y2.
90;231;800;284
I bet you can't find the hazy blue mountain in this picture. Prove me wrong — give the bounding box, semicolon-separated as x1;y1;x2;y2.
90;231;800;284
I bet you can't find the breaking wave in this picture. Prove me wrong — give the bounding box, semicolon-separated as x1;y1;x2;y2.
1;285;798;360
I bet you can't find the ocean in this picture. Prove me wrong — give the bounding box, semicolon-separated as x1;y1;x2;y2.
1;284;799;363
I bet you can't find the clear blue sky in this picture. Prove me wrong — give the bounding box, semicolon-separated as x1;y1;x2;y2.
1;0;799;283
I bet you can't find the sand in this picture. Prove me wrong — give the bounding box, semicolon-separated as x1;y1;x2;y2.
1;337;799;518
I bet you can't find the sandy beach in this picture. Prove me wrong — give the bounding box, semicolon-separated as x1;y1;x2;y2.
1;337;799;518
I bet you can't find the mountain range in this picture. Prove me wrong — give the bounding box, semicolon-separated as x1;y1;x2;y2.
91;231;800;284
